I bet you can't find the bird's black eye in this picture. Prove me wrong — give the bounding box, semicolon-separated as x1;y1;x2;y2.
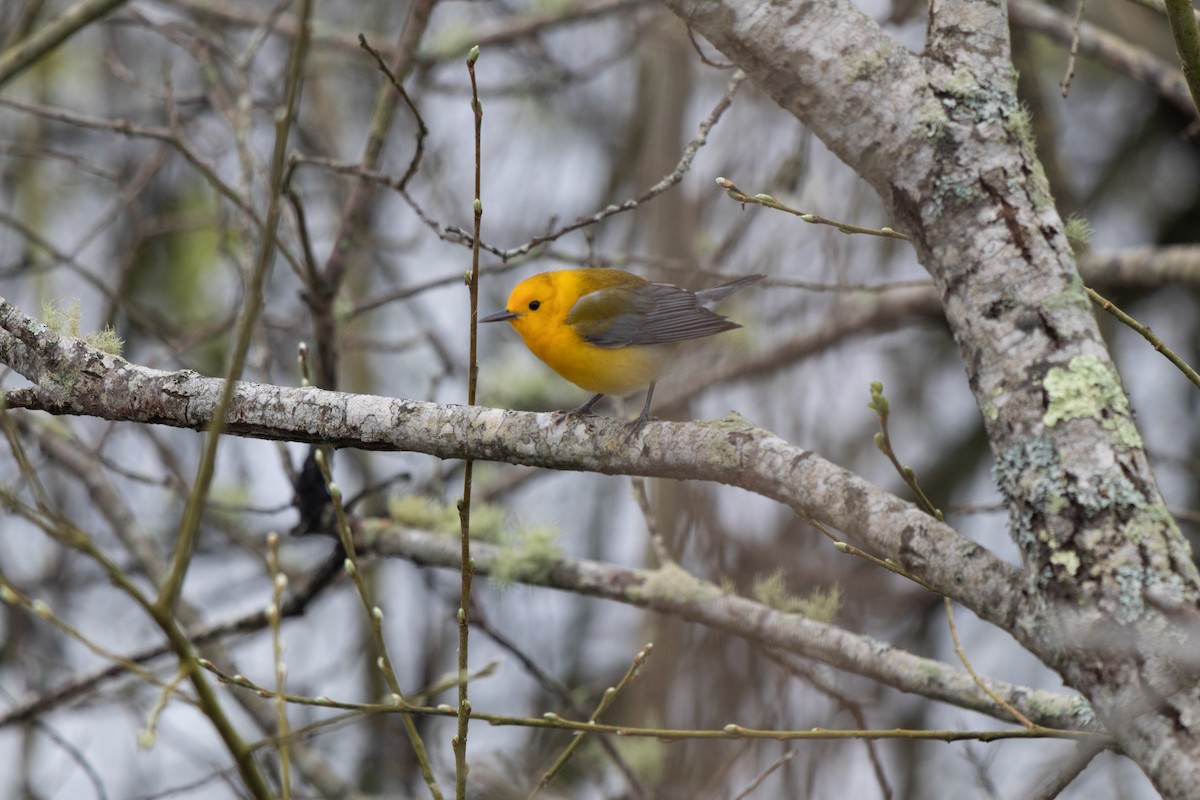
528;300;540;311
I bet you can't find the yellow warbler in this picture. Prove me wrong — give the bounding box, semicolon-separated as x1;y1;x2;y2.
480;268;764;418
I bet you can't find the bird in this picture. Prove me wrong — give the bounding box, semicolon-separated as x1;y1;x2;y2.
480;268;764;419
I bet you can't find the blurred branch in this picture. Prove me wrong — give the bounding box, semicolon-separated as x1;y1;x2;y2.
159;0;314;614
168;0;648;64
1008;0;1197;119
0;0;130;87
0;543;344;729
1163;0;1200;114
0;95;303;274
653;243;1200;414
1081;243;1200;287
657;283;944;415
301;0;435;390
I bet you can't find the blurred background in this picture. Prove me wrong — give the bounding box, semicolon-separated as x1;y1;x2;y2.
0;0;1198;797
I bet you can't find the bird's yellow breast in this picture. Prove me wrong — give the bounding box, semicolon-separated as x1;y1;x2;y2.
532;331;673;395
512;302;674;395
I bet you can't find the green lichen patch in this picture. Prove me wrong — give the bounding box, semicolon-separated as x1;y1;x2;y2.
1040;280;1091;315
917;97;947;139
752;569;842;623
1122;503;1176;545
387;494;505;541
994;433;1146;573
634;563;723;604
1042;355;1143;449
1049;550;1080;576
1004;104;1033;146
1064;214;1093;255
489;525;562;588
941;65;1017;121
847;49;888;82
707;411;754;431
41;298;124;356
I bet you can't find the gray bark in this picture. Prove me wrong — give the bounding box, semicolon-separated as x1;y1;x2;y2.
655;0;1200;794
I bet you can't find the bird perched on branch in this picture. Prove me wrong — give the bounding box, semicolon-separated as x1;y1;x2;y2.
481;268;764;419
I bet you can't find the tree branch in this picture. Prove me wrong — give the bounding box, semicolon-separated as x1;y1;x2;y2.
369;525;1096;731
0;296;1022;630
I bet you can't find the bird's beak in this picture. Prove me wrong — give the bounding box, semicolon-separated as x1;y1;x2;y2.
479;309;519;323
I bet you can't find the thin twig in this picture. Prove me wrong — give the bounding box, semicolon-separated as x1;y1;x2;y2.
630;476;675;566
945;598;1036;728
206;661;1103;742
267;533;293;800
454;43;485;800
532;644;654;796
717;177;909;240
299;69;747;263
1087;287;1200;390
358;34;429;190
1060;0;1087;97
315;451;443;798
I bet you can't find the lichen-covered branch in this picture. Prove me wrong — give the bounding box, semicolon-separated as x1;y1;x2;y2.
369;524;1097;731
0;296;1021;629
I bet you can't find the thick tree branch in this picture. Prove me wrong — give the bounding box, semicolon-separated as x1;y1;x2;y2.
0;297;1021;630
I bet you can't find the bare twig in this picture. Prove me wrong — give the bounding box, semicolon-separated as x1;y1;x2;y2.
454;43;485;800
1059;0;1087;97
1088;287;1200;390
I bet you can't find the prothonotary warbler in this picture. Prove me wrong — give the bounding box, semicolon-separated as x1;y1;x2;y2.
480;268;764;419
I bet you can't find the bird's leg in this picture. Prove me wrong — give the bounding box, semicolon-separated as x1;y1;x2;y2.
636;383;657;421
552;392;605;424
619;384;659;444
577;393;605;414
